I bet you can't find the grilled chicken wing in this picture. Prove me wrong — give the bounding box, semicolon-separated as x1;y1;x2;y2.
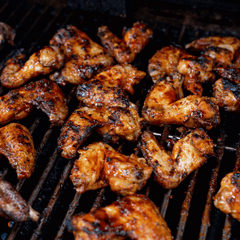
0;79;68;126
58;103;142;159
49;25;114;85
0;177;39;222
70;142;152;196
0;123;36;179
0;46;65;88
142;77;220;130
69;194;173;240
0;22;15;47
214;172;240;222
138;129;215;189
98;22;153;64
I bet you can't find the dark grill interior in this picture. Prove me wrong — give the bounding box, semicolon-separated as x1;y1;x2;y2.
1;0;240;239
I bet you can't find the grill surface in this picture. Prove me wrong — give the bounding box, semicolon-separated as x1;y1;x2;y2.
1;0;240;239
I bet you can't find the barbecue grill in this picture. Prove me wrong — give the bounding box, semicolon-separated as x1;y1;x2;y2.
1;0;240;239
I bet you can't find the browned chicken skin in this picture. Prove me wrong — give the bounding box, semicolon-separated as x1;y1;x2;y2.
0;177;39;222
0;79;68;126
70;142;152;196
98;22;153;64
138;129;215;189
142;77;220;130
49;25;114;85
214;172;240;222
69;194;173;240
0;123;36;179
0;22;15;47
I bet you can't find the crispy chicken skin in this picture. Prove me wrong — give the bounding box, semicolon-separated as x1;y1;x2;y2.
49;25;114;85
69;194;173;240
0;123;36;179
70;142;152;196
98;22;153;64
0;79;68;126
148;45;188;83
214;172;240;222
142;78;220;130
0;177;39;222
58;103;142;159
0;22;15;47
138;129;215;189
0;46;65;88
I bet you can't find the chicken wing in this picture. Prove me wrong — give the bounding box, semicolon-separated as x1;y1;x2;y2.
49;25;114;85
58;103;142;159
142;77;220;130
98;22;153;64
70;142;152;196
68;194;173;240
0;177;39;222
214;172;240;222
0;22;15;47
0;79;68;126
138;129;215;189
0;123;36;179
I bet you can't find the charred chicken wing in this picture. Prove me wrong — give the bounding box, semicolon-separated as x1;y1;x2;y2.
0;22;15;47
69;194;173;240
98;22;153;64
138;129;215;189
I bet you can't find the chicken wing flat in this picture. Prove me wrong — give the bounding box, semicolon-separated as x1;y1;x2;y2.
138;129;215;189
142;78;220;130
58;103;142;159
0;177;39;222
69;194;173;240
0;123;36;179
0;79;68;126
148;45;188;83
70;142;152;196
0;46;65;88
98;22;153;64
49;25;114;85
214;172;240;222
0;22;15;47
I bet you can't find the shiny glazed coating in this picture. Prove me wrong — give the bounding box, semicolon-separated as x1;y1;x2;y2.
138;129;215;189
49;25;114;85
0;79;68;126
70;142;152;196
0;177;39;222
0;123;36;179
98;22;153;64
214;172;240;222
69;194;173;240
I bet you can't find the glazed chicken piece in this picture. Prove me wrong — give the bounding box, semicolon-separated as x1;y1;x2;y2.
69;194;173;240
70;142;152;196
142;77;220;130
49;25;114;85
98;22;153;64
0;79;68;126
0;123;36;179
0;46;65;88
58;103;142;159
0;22;15;47
214;172;240;222
148;45;188;83
0;177;39;222
138;129;215;189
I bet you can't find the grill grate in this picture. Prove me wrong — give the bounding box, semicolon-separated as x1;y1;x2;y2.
1;0;240;239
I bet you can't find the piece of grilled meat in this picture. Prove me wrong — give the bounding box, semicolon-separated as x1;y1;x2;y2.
0;22;15;47
70;142;152;196
0;79;68;126
142;77;220;130
58;103;142;159
69;194;173;240
138;129;215;189
0;177;39;222
0;123;36;179
0;46;65;88
214;172;240;222
49;25;114;85
98;22;153;64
